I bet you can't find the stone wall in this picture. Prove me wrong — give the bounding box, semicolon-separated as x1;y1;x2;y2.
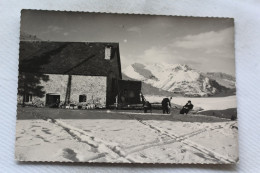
17;74;107;107
70;75;107;106
40;74;69;103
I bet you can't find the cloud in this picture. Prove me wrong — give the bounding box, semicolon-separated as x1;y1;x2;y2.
127;26;141;34
139;46;201;66
47;25;63;32
128;27;235;75
136;46;180;65
171;27;234;52
121;46;173;68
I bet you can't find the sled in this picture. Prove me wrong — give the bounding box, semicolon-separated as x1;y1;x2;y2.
180;107;189;114
180;108;185;114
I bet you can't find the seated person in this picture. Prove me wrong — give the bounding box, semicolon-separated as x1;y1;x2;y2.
180;100;193;114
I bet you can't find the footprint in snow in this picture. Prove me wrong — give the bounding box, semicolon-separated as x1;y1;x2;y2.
140;154;147;158
62;148;79;162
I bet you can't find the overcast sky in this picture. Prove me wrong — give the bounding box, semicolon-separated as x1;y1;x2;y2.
21;10;235;75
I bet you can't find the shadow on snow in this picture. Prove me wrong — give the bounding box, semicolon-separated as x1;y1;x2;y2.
17;107;233;123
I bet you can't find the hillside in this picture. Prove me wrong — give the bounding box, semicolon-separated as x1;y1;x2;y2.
206;72;236;89
20;31;41;41
122;73;178;96
123;63;235;97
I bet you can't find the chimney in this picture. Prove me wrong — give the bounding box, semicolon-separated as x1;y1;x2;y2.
105;46;111;60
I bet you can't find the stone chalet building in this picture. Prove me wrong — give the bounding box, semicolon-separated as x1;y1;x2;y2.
17;41;142;108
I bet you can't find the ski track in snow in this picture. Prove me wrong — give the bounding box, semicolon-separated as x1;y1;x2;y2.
125;114;235;163
53;119;131;162
37;113;235;163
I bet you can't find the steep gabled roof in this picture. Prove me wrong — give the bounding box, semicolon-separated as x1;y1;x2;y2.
19;41;122;78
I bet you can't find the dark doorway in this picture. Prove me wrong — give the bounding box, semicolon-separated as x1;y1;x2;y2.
118;80;142;105
79;95;87;102
46;94;60;108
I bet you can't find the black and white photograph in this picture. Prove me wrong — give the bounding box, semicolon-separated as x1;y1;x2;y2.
15;10;238;164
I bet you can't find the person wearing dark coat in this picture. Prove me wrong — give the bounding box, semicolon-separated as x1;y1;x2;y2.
180;100;194;114
143;101;152;113
161;97;172;114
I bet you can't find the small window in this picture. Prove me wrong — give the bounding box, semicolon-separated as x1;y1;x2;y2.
105;47;111;60
123;89;128;96
79;95;87;102
24;94;32;102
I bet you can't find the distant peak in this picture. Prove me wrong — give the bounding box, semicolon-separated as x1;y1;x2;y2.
172;64;192;71
123;62;235;96
206;72;235;79
128;63;193;72
132;63;145;68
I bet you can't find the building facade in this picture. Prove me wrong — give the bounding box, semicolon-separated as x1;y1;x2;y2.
17;41;142;108
17;74;107;107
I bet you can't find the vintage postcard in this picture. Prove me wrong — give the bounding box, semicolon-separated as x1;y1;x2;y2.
15;10;238;164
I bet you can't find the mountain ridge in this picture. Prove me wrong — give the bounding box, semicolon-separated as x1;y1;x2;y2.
123;63;236;97
20;31;41;41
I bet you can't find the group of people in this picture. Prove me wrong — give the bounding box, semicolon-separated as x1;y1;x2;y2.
143;96;194;115
161;97;194;114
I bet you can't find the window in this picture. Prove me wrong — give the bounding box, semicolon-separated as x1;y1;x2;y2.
24;94;32;102
123;89;128;96
79;95;87;102
105;46;111;60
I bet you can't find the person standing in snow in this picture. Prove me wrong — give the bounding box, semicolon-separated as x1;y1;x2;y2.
180;100;194;114
140;92;152;113
115;95;118;109
161;97;172;114
143;101;152;113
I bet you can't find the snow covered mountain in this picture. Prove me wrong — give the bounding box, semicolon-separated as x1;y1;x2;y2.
123;63;235;97
206;72;236;89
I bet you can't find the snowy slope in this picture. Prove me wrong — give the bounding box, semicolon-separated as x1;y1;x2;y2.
123;63;233;97
16;116;238;163
206;72;236;89
122;73;176;96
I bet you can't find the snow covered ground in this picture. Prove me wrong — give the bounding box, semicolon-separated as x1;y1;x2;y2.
15;110;238;163
146;95;237;111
